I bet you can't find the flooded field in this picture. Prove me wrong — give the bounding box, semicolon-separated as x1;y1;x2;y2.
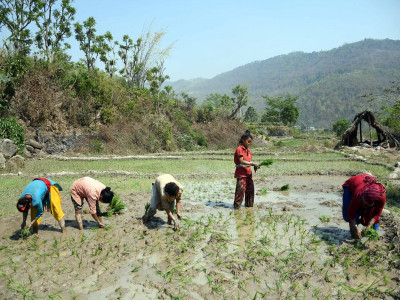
0;148;400;299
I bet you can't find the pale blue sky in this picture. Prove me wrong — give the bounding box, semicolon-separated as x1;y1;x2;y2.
2;0;400;80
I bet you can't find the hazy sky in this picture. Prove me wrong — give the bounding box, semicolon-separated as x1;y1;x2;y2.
2;0;400;80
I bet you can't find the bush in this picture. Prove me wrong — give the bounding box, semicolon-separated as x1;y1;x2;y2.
0;117;25;150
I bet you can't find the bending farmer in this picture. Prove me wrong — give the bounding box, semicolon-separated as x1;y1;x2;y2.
233;130;260;209
342;174;386;239
142;174;183;230
17;178;66;234
70;177;114;230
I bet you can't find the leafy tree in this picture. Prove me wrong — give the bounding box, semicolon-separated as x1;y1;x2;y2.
332;118;350;137
118;28;173;88
1;0;41;54
205;93;233;117
244;106;258;122
374;81;400;135
262;94;299;126
100;31;118;77
35;0;76;62
230;85;248;119
74;16;98;73
181;92;196;111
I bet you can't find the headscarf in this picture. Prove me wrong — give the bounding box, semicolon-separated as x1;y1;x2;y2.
361;175;386;204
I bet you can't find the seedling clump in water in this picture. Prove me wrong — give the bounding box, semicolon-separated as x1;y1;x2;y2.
319;216;330;222
279;184;290;191
362;227;379;241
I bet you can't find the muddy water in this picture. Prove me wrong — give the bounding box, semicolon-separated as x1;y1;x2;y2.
1;176;399;299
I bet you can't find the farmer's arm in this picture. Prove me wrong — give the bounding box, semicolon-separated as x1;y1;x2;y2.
166;209;179;230
21;209;29;229
238;157;260;168
176;201;182;219
88;200;104;228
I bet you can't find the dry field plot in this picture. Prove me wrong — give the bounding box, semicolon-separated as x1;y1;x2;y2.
0;146;399;299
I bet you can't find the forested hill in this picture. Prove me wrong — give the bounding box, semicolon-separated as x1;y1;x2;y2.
169;39;400;128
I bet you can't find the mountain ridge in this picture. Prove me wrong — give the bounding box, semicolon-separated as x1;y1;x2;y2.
169;38;400;128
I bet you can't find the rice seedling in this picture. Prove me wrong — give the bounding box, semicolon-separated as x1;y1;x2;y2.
260;188;268;195
319;216;330;222
108;194;127;215
362;227;379;241
279;184;290;191
259;159;274;167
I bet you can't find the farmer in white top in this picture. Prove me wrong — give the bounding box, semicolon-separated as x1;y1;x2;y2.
142;174;183;230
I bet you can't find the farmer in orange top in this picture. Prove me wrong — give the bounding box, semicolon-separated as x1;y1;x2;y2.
233;130;260;209
342;174;386;239
70;177;114;231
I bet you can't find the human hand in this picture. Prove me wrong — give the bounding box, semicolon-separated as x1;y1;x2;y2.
174;220;180;231
98;222;105;228
177;213;182;220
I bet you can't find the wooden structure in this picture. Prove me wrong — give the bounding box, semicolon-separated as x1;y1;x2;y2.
340;110;400;148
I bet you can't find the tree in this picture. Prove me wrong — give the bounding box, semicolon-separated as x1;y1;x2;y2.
35;0;76;62
74;17;98;73
118;27;173;88
262;94;299;126
1;0;41;54
205;93;233;118
181;92;196;111
332;119;350;137
230;85;248;119
244;106;258;122
99;31;118;77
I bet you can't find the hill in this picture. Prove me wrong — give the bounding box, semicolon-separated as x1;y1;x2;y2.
169;39;400;128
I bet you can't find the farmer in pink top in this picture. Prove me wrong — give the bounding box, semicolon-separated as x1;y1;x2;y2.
70;177;114;230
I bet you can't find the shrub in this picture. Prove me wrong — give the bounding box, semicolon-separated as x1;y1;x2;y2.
0;117;25;150
90;139;104;153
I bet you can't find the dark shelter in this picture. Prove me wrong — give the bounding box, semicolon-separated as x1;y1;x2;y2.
339;110;400;148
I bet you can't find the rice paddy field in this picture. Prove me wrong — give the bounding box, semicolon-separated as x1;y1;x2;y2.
0;137;399;299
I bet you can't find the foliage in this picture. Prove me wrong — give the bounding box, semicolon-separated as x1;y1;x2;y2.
361;227;379;241
279;184;290;191
259;159;273;167
109;194;126;214
0;116;25;149
230;85;248;119
262;94;299;126
332;119;350;137
1;0;42;55
74;17;99;73
244;106;258;122
35;0;76;62
319;216;331;222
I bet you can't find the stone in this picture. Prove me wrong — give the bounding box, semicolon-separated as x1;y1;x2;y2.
8;155;25;169
0;152;5;170
23;148;32;158
26;145;35;153
29;139;44;149
0;139;18;158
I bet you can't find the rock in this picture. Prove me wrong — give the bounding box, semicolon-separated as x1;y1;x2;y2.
0;139;18;158
0;152;5;170
8;155;25;169
23;148;32;158
26;145;35;153
29;139;44;149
